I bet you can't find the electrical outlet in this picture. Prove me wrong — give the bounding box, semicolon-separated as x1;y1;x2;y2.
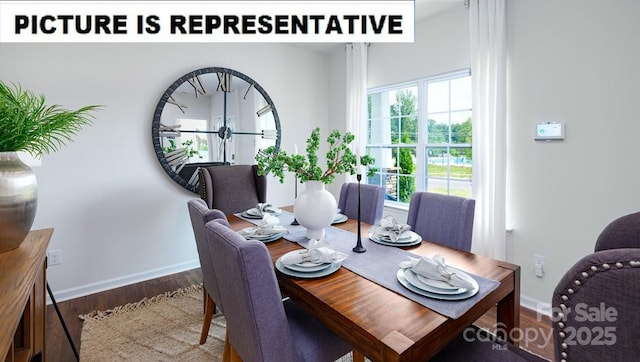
534;254;545;278
48;249;62;266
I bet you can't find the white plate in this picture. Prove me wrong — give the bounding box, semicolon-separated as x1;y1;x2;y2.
284;262;332;273
246;233;283;243
417;266;478;292
246;207;282;217
277;250;332;272
369;231;422;247
416;273;465;291
403;269;467;295
332;213;348;224
378;233;413;242
275;258;341;278
396;268;479;301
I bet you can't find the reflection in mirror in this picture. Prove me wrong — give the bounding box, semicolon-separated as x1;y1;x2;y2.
152;67;281;193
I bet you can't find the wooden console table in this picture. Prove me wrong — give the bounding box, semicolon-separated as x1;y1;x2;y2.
0;228;53;362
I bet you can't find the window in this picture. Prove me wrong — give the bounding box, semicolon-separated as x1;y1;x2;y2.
366;70;472;204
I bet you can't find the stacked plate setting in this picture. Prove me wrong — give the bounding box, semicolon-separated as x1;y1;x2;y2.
275;250;342;278
239;226;286;243
396;266;480;300
332;213;348;224
369;230;422;246
241;206;282;219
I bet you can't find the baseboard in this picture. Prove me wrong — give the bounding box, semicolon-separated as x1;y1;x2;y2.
46;260;200;304
521;294;552;318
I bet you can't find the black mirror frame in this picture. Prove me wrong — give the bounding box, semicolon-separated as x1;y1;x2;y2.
151;67;281;193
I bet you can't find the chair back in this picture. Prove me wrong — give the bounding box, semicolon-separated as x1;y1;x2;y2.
552;248;640;361
338;183;385;225
406;192;475;252
198;164;267;214
205;221;302;361
594;211;640;251
187;199;228;311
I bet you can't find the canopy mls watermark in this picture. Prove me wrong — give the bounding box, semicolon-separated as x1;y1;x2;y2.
0;1;415;43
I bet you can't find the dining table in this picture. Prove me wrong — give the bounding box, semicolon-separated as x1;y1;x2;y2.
228;206;520;362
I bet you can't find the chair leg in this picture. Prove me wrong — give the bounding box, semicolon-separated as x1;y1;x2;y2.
199;294;215;345
352;350;365;362
223;330;231;362
223;330;242;362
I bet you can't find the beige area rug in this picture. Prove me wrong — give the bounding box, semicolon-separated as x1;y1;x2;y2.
79;284;355;361
79;284;225;361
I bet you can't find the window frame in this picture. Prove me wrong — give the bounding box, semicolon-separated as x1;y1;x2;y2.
366;69;472;207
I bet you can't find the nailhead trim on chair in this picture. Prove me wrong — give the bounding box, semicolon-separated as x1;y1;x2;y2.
198;170;208;202
554;260;640;362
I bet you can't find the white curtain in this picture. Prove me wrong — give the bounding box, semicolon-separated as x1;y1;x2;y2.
469;0;507;260
346;43;368;160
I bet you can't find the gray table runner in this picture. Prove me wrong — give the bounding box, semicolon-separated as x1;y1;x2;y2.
236;211;500;319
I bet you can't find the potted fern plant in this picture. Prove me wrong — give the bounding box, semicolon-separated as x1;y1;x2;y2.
255;127;376;239
0;81;101;253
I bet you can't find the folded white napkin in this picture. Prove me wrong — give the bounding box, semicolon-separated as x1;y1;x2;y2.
399;254;474;290
374;216;412;242
240;214;287;236
254;203;280;216
280;238;347;265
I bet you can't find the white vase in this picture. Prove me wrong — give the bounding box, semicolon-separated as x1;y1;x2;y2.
0;152;38;253
294;180;337;240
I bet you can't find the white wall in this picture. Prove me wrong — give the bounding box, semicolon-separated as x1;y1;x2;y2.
507;0;640;309
368;5;470;89
0;43;329;300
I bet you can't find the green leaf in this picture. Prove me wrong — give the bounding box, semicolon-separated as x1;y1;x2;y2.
0;81;102;156
254;127;376;184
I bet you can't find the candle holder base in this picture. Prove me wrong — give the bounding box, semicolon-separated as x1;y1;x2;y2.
352;243;366;253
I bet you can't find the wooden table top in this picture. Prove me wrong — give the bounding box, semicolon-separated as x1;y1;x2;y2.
227;211;519;361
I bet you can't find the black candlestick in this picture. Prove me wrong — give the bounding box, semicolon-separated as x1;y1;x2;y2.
352;173;366;253
291;175;299;225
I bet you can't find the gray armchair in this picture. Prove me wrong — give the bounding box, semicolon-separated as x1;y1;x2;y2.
406;192;476;252
594;211;640;251
198;164;267;214
551;248;640;361
434;248;640;361
337;182;385;224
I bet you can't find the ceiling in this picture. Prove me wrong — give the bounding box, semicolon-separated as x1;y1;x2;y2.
292;0;461;54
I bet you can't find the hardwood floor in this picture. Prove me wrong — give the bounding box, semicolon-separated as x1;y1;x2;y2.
46;268;554;361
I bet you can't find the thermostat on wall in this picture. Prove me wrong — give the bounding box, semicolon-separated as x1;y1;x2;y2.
535;121;564;141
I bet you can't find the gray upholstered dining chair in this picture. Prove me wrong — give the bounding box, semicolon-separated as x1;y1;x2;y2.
594;211;640;251
337;182;385;225
204;220;363;362
187;198;229;345
434;248;640;361
198;164;267;215
406;192;476;252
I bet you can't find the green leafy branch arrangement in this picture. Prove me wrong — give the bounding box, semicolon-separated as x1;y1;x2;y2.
0;81;101;157
255;127;376;184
